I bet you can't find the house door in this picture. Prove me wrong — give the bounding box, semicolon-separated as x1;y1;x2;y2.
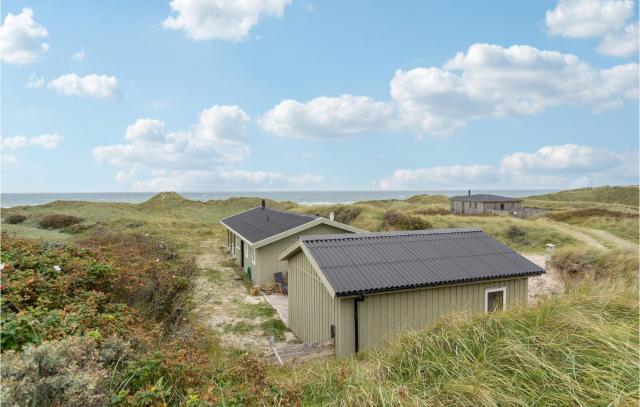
240;241;245;268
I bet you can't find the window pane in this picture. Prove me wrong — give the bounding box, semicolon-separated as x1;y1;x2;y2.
487;290;504;312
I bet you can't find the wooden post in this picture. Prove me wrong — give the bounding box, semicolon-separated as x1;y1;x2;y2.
269;335;283;365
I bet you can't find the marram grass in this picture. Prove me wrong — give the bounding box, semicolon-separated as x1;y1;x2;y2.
283;281;639;406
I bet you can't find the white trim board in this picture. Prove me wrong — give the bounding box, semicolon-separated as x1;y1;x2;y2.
484;286;507;313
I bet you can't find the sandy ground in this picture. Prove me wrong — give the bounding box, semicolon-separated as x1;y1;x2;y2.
537;218;638;251
523;253;564;304
193;240;301;357
193;240;273;352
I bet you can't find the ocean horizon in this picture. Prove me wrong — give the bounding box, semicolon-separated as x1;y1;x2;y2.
0;189;558;208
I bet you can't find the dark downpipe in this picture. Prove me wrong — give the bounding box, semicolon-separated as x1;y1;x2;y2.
354;293;365;353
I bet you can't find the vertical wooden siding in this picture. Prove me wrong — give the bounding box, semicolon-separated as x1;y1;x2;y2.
254;224;353;288
347;277;528;353
288;250;338;344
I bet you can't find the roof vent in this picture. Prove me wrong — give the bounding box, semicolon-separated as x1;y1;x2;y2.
329;212;335;221
261;199;266;209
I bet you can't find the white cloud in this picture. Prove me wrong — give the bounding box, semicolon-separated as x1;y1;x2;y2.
259;95;397;138
72;48;85;61
48;73;119;99
29;133;63;149
1;133;62;163
98;105;325;190
162;0;292;41
128;169;324;191
377;144;638;189
27;72;44;89
545;0;633;37
393;44;638;135
2;153;18;164
545;0;638;57
262;44;638;138
0;8;49;64
598;21;639;56
1;135;29;150
94;105;251;171
378;165;497;190
2;133;61;150
500;144;621;173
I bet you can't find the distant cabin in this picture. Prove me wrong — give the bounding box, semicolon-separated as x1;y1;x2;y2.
279;228;544;358
220;200;364;288
450;192;522;214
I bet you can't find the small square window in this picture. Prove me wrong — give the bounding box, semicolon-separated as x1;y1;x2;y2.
485;287;506;313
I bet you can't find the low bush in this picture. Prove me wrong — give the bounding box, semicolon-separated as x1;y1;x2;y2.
549;246;639;282
332;206;361;224
5;214;27;224
505;225;528;244
412;207;451;216
1;336;113;407
0;233;212;405
381;210;432;231
548;207;637;221
39;214;83;229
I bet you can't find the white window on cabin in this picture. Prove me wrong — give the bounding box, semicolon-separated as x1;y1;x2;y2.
485;287;506;313
252;249;256;264
245;245;249;258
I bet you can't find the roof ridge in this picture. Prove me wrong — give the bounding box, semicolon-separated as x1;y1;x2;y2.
301;228;482;242
318;251;517;270
257;206;318;219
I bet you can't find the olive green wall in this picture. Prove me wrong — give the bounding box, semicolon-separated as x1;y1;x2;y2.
349;277;528;355
225;224;354;288
288;250;337;343
253;223;353;288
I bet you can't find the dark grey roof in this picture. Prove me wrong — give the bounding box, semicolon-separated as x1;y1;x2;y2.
221;207;317;243
450;194;521;202
301;228;543;296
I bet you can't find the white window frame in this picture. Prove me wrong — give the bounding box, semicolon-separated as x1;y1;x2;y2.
251;248;256;265
484;287;506;313
245;243;249;258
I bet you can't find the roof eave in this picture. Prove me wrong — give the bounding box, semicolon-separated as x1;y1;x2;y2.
334;270;545;297
253;217;366;249
219;220;255;245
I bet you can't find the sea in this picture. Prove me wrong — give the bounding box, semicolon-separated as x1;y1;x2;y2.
0;190;557;208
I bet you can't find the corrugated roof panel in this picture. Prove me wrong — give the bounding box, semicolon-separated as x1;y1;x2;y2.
221;207;317;243
301;228;544;296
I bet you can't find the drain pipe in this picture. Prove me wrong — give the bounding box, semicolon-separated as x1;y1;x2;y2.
354;293;365;353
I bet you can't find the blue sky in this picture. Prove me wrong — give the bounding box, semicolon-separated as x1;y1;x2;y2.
1;0;638;192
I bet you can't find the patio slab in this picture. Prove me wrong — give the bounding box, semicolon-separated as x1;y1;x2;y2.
262;292;289;326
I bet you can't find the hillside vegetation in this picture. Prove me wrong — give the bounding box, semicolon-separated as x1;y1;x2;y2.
1;187;638;405
525;185;639;209
523;186;640;243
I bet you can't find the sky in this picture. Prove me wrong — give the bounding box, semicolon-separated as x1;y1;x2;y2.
1;0;639;192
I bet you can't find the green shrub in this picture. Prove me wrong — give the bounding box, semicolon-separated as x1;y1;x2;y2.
505;225;528;244
412;207;451;216
1;336;111;407
39;214;83;229
332;206;362;224
549;246;639;282
5;214;27;224
381;210;432;231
